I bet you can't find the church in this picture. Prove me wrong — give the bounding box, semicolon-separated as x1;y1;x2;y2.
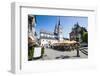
40;19;64;47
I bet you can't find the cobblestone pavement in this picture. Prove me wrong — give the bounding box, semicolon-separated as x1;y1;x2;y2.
41;48;88;60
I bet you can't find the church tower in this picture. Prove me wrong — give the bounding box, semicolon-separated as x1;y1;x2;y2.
54;24;58;39
54;24;58;35
57;17;63;41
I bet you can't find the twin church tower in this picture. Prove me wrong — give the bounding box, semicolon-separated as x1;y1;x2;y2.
40;17;63;46
54;18;63;41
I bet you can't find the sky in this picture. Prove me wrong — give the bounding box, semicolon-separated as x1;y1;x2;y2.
35;15;88;38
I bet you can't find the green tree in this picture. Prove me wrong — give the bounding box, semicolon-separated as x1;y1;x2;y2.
82;32;88;43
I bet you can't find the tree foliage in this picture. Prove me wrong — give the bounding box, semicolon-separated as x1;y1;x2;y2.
82;32;88;43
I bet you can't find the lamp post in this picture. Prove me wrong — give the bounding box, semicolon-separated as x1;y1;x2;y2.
76;43;80;57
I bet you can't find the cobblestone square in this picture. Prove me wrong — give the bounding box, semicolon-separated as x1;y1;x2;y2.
41;48;88;60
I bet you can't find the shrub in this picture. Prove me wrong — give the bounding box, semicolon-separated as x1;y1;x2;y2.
28;47;34;60
41;47;45;57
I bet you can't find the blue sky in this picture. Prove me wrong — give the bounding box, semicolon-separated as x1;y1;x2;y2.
35;15;88;38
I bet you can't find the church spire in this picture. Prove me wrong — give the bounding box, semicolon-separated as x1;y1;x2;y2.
58;16;60;25
54;23;58;34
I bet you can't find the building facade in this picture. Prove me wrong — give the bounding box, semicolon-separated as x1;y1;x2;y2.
28;15;37;46
69;22;87;43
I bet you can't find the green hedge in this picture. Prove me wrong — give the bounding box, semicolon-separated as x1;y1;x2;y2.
28;47;34;60
41;47;45;57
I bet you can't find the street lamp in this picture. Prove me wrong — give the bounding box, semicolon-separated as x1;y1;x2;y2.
76;43;80;57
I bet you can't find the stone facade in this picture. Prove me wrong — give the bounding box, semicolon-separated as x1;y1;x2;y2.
28;15;37;46
69;22;87;43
